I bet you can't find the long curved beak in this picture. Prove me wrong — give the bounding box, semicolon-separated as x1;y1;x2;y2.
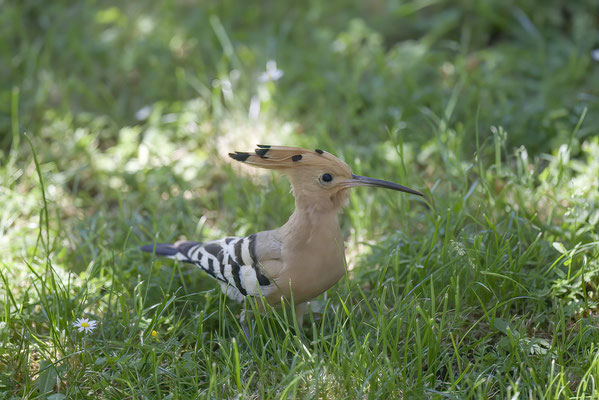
349;174;424;196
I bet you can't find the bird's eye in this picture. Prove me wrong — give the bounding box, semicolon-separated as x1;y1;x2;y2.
321;173;333;183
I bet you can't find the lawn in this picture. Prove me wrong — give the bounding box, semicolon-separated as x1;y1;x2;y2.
1;0;599;398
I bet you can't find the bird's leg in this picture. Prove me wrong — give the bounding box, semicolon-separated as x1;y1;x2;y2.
240;307;252;342
293;302;308;339
240;297;267;343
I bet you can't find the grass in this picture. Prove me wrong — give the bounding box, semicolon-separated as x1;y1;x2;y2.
1;0;599;398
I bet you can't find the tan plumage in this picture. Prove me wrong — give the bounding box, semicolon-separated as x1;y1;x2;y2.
142;145;423;333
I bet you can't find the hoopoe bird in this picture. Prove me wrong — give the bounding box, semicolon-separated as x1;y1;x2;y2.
141;145;423;333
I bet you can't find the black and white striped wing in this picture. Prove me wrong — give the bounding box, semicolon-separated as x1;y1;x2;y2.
142;235;272;302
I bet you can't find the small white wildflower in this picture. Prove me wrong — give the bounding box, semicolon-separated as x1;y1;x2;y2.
73;317;97;333
258;60;283;83
135;105;152;121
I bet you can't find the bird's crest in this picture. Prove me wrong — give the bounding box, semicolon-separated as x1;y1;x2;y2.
229;145;348;171
229;144;423;206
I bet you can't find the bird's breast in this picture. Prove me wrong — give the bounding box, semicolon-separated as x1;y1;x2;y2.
274;220;346;303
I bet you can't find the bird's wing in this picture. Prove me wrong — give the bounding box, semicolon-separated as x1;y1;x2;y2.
141;233;279;301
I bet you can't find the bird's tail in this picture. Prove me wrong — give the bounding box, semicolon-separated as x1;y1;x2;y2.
140;243;179;256
140;241;202;262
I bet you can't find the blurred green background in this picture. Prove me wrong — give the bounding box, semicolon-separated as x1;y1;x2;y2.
2;0;599;398
3;0;598;152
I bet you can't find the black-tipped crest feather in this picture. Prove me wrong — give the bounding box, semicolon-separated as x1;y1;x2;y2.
255;148;269;157
229;152;250;161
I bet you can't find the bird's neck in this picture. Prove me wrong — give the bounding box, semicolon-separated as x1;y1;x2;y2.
279;205;342;244
292;188;350;214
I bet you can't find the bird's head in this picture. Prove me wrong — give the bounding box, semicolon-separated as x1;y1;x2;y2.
229;145;423;212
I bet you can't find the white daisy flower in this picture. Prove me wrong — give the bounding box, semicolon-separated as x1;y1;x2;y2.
72;317;97;333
